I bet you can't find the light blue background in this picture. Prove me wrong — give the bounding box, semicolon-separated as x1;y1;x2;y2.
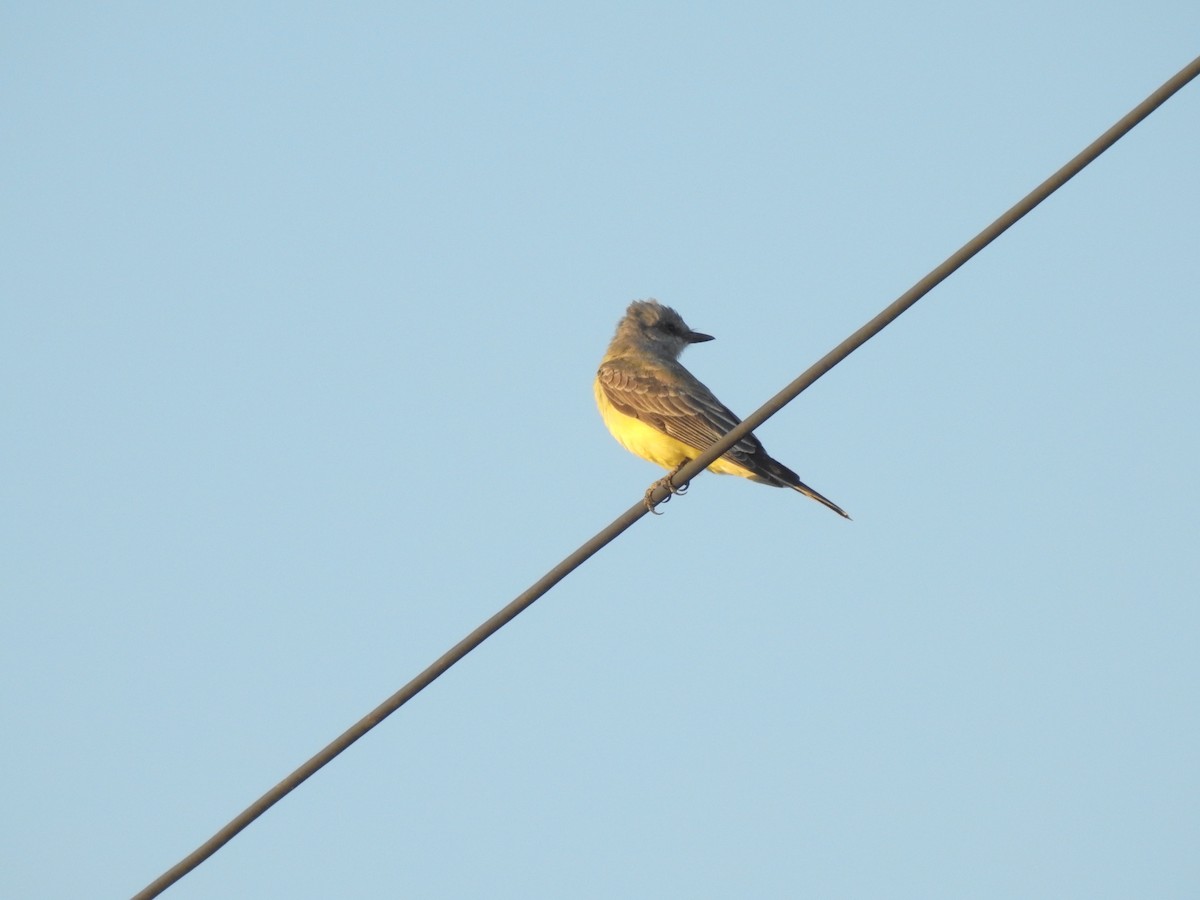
4;4;1198;897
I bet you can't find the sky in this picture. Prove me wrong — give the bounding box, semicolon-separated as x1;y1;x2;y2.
3;3;1199;898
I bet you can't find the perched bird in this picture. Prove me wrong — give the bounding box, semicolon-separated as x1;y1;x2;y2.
594;299;849;518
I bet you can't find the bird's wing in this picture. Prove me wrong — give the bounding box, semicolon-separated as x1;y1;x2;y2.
598;358;851;517
596;358;766;462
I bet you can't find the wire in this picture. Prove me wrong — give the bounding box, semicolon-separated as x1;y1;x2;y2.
132;54;1200;900
647;53;1200;507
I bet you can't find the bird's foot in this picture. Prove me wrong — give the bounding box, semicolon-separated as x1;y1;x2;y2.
644;464;691;514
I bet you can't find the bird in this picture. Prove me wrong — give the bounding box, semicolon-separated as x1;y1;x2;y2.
594;299;849;518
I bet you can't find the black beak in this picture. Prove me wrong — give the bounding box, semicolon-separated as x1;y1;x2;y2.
688;331;715;344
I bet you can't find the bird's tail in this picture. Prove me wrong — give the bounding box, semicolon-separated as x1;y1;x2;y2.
790;480;851;519
764;459;851;519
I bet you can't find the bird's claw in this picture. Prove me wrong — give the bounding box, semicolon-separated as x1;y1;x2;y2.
644;471;691;514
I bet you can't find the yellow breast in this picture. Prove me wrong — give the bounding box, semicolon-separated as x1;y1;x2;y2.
593;376;694;471
593;376;762;481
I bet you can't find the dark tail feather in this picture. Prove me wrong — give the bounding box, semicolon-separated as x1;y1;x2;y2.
764;458;851;519
790;480;851;519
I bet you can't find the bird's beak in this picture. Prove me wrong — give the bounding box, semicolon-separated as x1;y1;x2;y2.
688;331;715;344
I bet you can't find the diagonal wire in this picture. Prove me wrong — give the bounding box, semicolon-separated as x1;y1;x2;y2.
133;54;1200;900
648;53;1200;507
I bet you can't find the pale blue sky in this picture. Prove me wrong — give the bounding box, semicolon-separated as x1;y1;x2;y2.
4;4;1199;898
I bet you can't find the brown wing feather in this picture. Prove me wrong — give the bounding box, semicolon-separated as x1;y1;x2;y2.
596;359;783;480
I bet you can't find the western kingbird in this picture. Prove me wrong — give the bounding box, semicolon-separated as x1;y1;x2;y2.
595;299;850;518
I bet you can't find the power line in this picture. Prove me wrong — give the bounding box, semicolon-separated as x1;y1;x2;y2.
132;54;1200;900
648;53;1200;507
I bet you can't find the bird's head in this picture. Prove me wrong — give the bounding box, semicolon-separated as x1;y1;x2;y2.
616;299;714;359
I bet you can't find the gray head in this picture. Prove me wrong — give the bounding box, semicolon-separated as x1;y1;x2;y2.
611;299;714;360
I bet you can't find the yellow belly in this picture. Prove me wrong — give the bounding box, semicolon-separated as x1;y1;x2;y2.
593;377;756;479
